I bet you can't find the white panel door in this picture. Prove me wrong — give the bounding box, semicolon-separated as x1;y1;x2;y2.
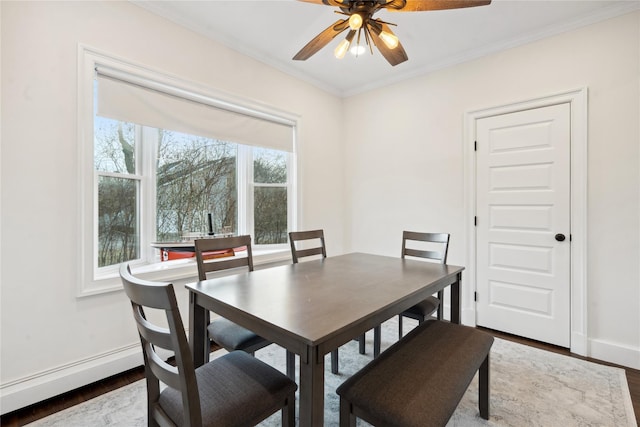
476;103;571;347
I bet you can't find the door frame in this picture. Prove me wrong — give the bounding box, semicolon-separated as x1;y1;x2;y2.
463;88;588;355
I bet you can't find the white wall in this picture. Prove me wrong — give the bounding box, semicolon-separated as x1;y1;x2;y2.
344;12;640;368
0;1;345;413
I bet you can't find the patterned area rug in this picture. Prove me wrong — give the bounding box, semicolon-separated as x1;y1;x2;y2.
28;318;637;426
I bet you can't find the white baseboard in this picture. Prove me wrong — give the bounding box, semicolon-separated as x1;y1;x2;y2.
459;307;639;370
461;306;476;326
589;337;640;370
0;344;143;415
570;331;588;357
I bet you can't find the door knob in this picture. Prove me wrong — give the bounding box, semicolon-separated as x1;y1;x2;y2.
555;233;566;242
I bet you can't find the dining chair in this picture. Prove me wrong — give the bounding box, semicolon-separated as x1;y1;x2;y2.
195;235;295;379
398;231;450;338
289;229;369;373
119;263;297;427
195;235;269;352
288;229;327;263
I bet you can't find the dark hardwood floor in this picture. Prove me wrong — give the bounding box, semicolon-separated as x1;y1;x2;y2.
1;331;638;426
0;365;146;426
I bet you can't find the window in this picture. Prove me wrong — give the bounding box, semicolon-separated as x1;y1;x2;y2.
154;129;239;244
94;118;140;268
79;47;298;295
252;147;289;245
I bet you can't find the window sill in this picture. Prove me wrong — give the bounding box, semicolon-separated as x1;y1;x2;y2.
135;248;292;280
78;248;292;298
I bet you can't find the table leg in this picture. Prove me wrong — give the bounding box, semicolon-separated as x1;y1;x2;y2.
451;272;462;324
189;292;208;367
298;345;325;427
286;351;296;381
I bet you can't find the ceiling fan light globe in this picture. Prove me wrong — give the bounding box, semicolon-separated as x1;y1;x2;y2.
379;30;399;49
348;13;363;30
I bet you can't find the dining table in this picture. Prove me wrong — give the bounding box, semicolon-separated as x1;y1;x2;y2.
186;252;464;427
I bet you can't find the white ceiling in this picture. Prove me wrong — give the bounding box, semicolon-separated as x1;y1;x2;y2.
132;0;640;97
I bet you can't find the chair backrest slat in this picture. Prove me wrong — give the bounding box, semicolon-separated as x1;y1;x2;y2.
403;248;444;260
289;229;327;263
294;247;325;259
147;347;183;390
132;307;174;351
194;235;254;280
401;231;450;264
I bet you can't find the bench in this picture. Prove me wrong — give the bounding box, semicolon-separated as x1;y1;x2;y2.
336;320;494;427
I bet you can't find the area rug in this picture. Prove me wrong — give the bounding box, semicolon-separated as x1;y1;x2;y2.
28;318;637;426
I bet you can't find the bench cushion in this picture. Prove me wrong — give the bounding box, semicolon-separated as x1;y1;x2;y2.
336;320;494;427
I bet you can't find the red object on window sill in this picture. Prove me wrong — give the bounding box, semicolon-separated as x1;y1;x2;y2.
161;246;246;262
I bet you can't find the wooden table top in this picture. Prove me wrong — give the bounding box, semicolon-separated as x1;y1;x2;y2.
186;252;464;347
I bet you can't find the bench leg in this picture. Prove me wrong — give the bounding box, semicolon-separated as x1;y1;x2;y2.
331;349;339;374
339;398;356;427
479;354;490;420
358;334;366;354
373;325;381;358
398;314;404;339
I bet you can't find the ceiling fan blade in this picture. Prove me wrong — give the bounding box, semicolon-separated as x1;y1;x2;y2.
293;19;350;61
385;0;491;12
367;23;408;66
296;0;350;7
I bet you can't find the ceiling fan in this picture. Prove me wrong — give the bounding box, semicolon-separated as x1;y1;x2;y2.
293;0;491;66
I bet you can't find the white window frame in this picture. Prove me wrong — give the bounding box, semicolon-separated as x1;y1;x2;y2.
77;45;299;297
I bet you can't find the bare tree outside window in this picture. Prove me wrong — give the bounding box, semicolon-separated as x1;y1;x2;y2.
95;118;139;267
97;176;138;267
156;130;237;241
254;148;288;244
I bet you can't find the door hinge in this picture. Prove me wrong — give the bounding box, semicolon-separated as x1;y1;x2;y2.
570;234;573;242
474;216;477;226
474;140;477;151
474;291;478;302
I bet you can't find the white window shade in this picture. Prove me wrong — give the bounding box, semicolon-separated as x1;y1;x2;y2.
96;67;294;152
